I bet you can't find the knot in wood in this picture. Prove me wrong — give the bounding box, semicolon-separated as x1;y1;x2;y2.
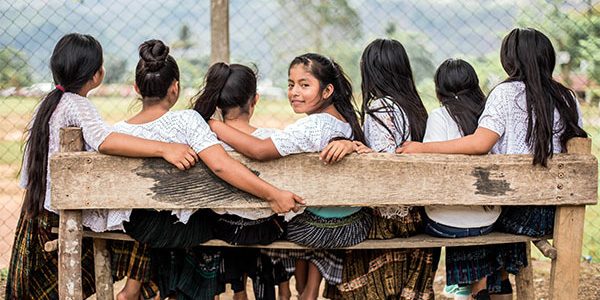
557;183;564;190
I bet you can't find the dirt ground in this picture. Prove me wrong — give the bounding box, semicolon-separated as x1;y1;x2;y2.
1;260;598;300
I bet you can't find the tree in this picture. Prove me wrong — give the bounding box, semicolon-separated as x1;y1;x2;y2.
0;47;32;88
172;24;196;50
103;56;128;84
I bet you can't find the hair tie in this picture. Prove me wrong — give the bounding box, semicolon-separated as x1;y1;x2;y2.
55;85;65;92
454;95;459;100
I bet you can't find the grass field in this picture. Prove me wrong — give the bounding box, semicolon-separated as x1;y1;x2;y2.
1;95;599;262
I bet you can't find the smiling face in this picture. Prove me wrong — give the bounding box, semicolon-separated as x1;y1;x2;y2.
287;64;332;115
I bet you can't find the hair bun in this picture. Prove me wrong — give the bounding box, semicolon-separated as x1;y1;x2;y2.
139;39;169;72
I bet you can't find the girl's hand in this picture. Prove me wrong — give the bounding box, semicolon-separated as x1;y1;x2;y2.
163;143;199;170
353;141;373;154
320;140;355;164
395;141;424;154
268;189;305;213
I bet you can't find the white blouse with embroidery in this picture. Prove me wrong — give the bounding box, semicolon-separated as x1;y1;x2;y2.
81;109;220;232
20;92;113;213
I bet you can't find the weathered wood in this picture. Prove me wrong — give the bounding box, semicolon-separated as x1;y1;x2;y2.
533;240;557;259
93;239;114;300
550;205;586;300
516;242;535;300
45;239;58;252
549;137;590;300
210;0;229;64
50;228;548;249
50;151;598;210
59;210;83;300
58;128;85;300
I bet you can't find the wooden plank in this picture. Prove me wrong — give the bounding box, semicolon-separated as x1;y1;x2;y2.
93;239;114;300
549;137;590;300
210;0;229;64
58;128;85;300
53;229;547;249
50;151;597;210
516;242;535;300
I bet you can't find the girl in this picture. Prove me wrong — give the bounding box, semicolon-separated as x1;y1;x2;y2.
192;62;291;300
423;58;502;300
209;53;371;300
82;39;304;299
398;28;587;299
6;33;199;300
326;38;436;300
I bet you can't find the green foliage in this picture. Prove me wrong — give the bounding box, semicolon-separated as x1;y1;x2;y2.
0;47;32;88
172;24;196;50
178;56;209;90
103;56;129;84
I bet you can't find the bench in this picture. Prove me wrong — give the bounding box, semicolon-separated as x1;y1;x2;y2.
49;128;597;300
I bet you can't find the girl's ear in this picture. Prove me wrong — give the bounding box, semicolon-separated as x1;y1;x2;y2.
133;83;141;95
92;66;105;87
251;93;259;108
170;80;180;99
322;83;334;100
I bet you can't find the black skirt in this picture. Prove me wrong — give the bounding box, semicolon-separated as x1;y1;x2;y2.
213;214;286;245
123;209;217;248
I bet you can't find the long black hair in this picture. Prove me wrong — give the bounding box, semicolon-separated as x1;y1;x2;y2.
290;53;365;143
360;38;428;144
434;58;486;136
500;28;587;166
192;62;257;121
23;33;103;217
135;39;179;101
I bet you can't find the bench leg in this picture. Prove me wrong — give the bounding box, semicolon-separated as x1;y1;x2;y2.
59;210;83;300
94;239;114;300
516;241;535;300
550;205;586;300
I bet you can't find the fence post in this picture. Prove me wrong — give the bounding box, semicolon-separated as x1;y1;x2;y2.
549;138;591;300
210;0;229;64
58;128;84;300
516;241;535;300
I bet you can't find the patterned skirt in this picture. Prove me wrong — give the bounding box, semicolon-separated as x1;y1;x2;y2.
5;209;156;300
445;243;527;292
150;247;221;300
123;208;217;248
496;206;555;237
325;207;436;300
213;214;286;245
287;208;372;248
263;249;345;285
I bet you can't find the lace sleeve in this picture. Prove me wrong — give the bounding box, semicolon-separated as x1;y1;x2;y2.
66;96;113;151
363;98;409;153
270;116;324;156
478;85;509;137
183;110;221;153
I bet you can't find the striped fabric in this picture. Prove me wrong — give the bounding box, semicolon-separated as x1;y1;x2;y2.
110;240;158;298
287;208;372;248
262;249;345;284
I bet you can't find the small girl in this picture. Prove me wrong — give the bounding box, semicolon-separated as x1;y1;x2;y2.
6;33;199;300
82;39;304;299
398;28;587;299
192;62;291;300
209;53;371;300
326;38;436;300
423;58;501;300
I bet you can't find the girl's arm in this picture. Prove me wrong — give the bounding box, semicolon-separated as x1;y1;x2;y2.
198;144;304;213
396;127;499;154
209;120;281;161
98;133;199;170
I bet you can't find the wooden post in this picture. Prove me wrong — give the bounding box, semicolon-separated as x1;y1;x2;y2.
210;0;229;64
93;239;114;300
58;128;85;300
549;138;590;300
516;241;535;300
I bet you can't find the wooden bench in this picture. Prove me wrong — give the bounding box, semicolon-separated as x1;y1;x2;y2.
49;128;597;300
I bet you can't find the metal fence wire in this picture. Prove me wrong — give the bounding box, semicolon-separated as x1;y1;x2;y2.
1;0;599;268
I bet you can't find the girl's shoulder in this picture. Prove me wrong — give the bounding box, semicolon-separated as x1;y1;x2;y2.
368;96;398;109
490;81;526;99
253;127;280;139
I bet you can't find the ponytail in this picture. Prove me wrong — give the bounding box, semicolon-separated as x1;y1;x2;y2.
23;33;102;217
192;62;258;121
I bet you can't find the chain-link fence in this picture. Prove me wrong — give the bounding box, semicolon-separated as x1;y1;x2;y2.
1;0;599;269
